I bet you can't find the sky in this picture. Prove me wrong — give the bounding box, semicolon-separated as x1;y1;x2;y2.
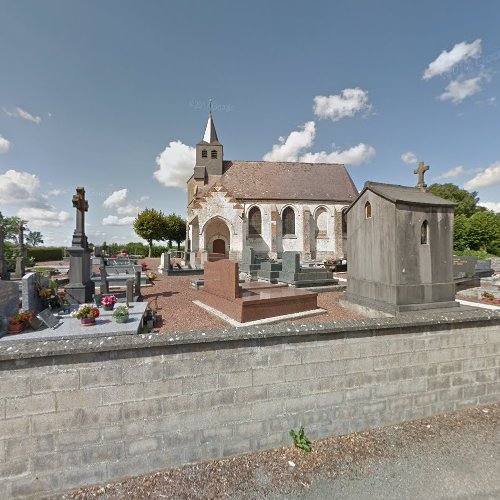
0;0;499;246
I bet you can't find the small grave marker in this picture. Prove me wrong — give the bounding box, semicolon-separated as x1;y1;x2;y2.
38;309;61;329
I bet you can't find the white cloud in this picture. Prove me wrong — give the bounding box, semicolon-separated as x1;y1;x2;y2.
300;143;376;166
154;140;196;189
464;162;500;189
439;75;484;103
313;88;372;121
3;106;42;124
17;207;70;228
0;169;40;203
42;189;65;199
0;135;10;154
139;195;150;202
479;201;500;213
103;189;128;208
102;215;135;226
263;121;316;162
117;204;139;216
423;39;482;79
435;166;465;180
401;152;418;164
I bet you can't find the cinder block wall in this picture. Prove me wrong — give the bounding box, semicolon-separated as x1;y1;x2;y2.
1;320;499;498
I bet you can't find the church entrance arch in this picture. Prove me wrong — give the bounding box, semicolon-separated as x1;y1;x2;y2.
203;217;231;260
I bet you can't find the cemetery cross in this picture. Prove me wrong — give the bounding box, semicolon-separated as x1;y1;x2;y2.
414;161;430;191
72;187;89;248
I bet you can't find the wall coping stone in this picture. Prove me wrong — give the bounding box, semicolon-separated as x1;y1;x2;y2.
0;308;498;362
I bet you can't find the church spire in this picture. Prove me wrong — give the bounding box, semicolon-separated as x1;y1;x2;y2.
202;111;220;144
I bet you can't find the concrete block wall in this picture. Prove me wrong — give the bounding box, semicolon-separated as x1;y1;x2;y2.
0;316;499;498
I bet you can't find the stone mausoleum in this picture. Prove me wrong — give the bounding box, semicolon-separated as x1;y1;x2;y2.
343;166;458;315
186;113;358;264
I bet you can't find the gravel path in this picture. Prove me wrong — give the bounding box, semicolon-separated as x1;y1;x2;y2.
54;402;500;499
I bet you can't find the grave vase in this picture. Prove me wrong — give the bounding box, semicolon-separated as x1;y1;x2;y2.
114;314;129;324
102;305;114;311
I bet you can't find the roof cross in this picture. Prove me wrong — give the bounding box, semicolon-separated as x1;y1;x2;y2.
414;161;430;191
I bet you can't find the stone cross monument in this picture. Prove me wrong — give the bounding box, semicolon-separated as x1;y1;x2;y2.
65;187;95;304
0;213;9;280
414;162;429;191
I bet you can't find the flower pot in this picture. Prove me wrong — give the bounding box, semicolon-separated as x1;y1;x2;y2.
102;305;114;311
8;321;26;334
81;317;96;326
114;315;129;324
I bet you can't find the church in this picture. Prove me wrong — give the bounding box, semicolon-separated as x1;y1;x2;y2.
186;113;359;264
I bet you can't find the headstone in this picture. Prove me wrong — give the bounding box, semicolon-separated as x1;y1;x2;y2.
203;260;241;300
126;278;134;304
94;246;102;257
257;261;282;283
278;251;338;288
99;258;109;294
239;247;261;277
158;252;170;274
452;256;478;279
22;272;49;313
66;187;95;304
0;281;19;332
37;309;61;329
135;270;141;297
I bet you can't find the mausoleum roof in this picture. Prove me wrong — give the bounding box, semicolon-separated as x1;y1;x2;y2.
199;160;358;202
363;182;456;207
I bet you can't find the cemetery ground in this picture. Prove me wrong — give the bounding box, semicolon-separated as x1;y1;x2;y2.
55;402;500;499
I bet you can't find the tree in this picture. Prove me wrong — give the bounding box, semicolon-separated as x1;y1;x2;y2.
467;211;500;252
427;183;481;217
133;208;168;257
453;214;470;251
165;213;186;250
26;231;44;247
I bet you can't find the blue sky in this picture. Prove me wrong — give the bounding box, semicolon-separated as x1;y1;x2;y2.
1;0;499;246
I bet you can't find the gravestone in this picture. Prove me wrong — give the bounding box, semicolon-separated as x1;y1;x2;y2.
94;246;102;257
66;187;95;304
158;252;170;274
278;251;338;287
239;247;261;278
135;270;141;297
453;256;477;279
22;272;50;313
38;309;61;329
126;278;134;304
0;281;19;332
99;258;109;294
257;261;282;283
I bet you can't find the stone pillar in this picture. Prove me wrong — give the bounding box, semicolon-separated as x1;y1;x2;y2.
158;252;170;274
135;270;141;297
302;209;312;261
99;258;109;295
66;247;95;304
269;205;278;260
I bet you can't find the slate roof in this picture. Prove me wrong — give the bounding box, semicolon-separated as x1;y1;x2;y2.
358;181;456;207
197;161;358;202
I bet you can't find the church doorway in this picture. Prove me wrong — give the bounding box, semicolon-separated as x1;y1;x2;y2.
213;238;225;255
204;217;231;261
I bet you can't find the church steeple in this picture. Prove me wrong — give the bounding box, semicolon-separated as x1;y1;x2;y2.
195;110;224;178
202;111;220;144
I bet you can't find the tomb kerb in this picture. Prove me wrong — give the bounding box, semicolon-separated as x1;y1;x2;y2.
65;187;95;304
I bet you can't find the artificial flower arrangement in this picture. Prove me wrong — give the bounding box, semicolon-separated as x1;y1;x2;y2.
8;310;33;334
147;272;157;281
101;295;118;310
112;305;129;323
72;304;100;325
140;261;148;270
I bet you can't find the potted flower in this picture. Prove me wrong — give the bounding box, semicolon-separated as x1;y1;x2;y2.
101;295;117;311
72;304;100;326
323;259;335;272
8;311;33;334
113;305;129;323
140;261;148;270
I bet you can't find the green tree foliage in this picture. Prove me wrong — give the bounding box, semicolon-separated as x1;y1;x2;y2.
26;231;44;247
428;183;481;217
467;211;500;252
453;214;470;251
165;213;186;250
133;209;168;257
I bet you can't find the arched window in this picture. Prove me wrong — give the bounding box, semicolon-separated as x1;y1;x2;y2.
201;149;207;158
421;220;429;245
211;150;217;159
365;201;372;219
248;207;261;236
282;207;295;235
315;207;328;238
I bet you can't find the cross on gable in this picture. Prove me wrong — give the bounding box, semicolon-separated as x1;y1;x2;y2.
72;187;88;212
414;161;430;190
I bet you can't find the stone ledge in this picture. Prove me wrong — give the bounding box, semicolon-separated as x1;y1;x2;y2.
0;307;498;362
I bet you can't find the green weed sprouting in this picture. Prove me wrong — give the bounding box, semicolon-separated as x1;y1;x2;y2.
289;426;312;452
